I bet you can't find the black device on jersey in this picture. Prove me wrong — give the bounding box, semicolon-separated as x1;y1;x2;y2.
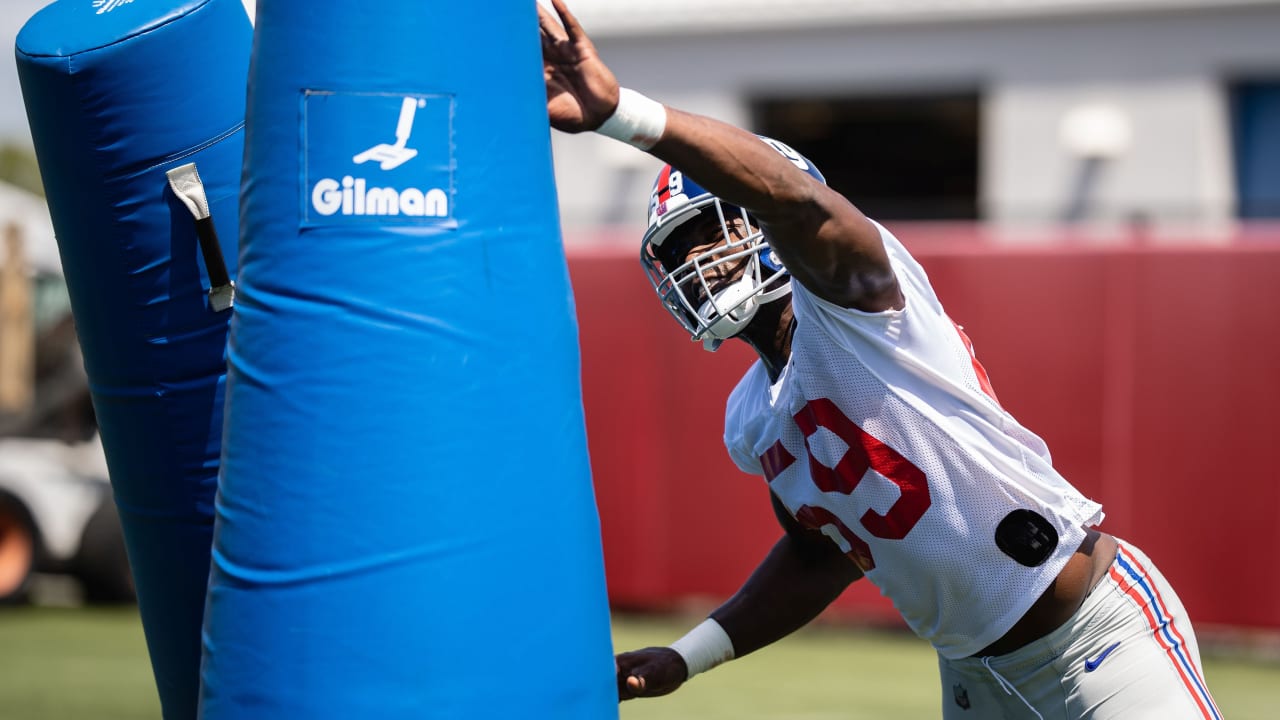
995;509;1058;567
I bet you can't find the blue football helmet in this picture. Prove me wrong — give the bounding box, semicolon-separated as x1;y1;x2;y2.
639;136;827;351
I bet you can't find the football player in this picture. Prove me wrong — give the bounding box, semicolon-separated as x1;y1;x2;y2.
540;2;1220;718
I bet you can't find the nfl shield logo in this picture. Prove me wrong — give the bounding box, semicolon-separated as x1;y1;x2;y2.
953;683;971;710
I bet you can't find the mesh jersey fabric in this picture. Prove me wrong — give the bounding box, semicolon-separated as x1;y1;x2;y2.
724;221;1104;659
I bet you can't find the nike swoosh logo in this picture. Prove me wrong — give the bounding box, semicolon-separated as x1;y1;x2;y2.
1084;641;1122;672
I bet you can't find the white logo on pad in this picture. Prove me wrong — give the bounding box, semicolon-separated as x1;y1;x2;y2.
93;0;135;14
353;97;422;171
92;0;135;13
305;92;453;223
311;178;448;218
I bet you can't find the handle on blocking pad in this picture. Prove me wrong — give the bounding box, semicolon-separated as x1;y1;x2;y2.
167;162;235;312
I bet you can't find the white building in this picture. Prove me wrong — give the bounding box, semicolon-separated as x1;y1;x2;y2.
552;0;1280;239
0;181;59;276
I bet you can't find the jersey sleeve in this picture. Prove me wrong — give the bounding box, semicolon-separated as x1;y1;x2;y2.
726;433;763;475
724;363;766;476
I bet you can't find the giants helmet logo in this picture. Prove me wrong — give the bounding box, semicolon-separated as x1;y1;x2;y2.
649;164;686;221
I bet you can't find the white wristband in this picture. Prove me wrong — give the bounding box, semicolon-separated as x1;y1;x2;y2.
595;88;667;150
668;618;735;679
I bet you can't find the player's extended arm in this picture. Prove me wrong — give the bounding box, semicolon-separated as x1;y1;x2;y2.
651;111;900;313
539;0;901;313
615;493;862;701
713;493;865;653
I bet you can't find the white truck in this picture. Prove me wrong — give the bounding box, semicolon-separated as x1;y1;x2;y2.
0;434;133;604
0;201;133;604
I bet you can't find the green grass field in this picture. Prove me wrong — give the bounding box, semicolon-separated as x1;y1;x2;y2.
0;608;1275;719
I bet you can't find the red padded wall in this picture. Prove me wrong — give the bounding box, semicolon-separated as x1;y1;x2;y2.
568;229;1280;630
570;246;773;608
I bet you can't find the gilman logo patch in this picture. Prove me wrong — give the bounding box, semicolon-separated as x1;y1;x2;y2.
302;91;454;227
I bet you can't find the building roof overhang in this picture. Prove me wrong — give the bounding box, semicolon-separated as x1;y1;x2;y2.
558;0;1280;36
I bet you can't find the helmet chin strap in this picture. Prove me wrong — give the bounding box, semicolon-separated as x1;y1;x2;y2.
698;277;758;351
700;268;784;352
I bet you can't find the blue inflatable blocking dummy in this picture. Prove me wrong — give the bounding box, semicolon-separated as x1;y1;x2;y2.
15;1;251;718
200;2;616;718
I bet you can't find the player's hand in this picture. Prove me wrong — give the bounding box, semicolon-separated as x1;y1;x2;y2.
538;0;620;133
615;647;688;701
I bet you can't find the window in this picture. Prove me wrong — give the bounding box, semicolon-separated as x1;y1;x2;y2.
752;93;981;221
1231;80;1280;219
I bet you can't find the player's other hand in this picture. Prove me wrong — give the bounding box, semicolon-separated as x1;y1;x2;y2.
615;647;688;701
538;0;620;134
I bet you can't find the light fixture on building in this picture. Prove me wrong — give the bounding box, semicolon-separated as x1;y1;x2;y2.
1059;103;1132;160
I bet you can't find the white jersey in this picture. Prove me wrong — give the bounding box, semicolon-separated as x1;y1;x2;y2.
724;222;1104;659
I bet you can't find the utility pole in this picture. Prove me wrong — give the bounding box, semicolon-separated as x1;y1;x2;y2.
0;222;34;416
